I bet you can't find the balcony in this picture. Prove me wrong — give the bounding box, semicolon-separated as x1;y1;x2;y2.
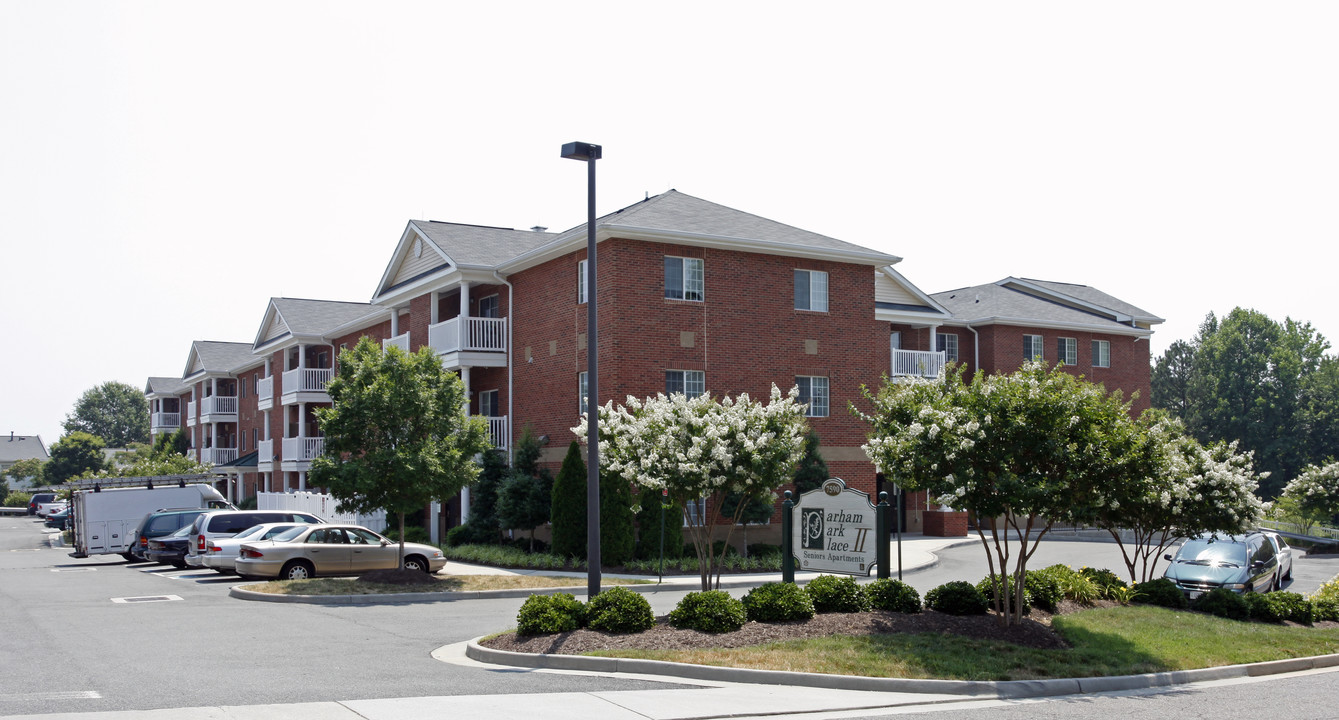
280;368;333;404
282;437;326;463
200;395;238;417
485;415;508;451
892;349;946;378
382;333;410;353
257;376;274;410
151;412;180;431
186;401;196;426
201;447;238;465
428;317;507;369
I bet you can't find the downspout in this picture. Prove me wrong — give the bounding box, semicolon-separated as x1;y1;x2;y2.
493;270;515;466
967;323;981;377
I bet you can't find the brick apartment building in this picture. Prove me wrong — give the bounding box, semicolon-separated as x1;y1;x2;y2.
147;190;1161;538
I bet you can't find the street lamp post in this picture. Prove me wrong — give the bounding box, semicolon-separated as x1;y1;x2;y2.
561;140;602;598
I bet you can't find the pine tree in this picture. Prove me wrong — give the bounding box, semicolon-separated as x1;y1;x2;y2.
792;431;829;496
550;441;587;558
600;469;635;566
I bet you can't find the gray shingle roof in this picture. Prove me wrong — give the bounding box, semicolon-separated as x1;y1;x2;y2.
1009;278;1163;323
0;434;49;463
409;222;557;268
269;297;381;337
932;281;1154;331
188;341;257;376
146;376;188;396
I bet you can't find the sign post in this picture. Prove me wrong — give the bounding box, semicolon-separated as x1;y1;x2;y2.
781;491;795;583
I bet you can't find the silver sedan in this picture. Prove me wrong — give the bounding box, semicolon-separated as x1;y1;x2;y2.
201;522;306;573
234;524;446;580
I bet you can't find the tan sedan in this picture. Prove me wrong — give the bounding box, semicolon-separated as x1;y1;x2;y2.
234;524;446;580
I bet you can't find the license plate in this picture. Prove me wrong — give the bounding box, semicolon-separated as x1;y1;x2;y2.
1188;591;1203;600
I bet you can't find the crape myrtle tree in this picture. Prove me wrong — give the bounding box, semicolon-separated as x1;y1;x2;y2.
310;338;491;568
1093;412;1264;583
861;362;1149;627
1279;461;1339;530
63;381;150;448
576;385;808;591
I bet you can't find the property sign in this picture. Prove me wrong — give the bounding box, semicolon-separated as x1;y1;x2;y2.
791;478;878;576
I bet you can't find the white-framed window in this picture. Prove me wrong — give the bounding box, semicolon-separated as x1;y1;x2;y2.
1092;340;1111;368
479;389;499;417
684;495;707;526
1024;334;1044;361
794;269;828;312
795;376;829;417
664;256;704;301
1057;337;1077;366
665;370;706;398
579;372;588;415
578;259;587;304
936;333;959;362
478;294;500;319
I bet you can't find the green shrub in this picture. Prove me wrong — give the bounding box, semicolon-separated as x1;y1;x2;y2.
975;576;1031;615
443;524;472;547
4;492;32;508
1024;569;1065;613
926;581;988;616
1079;567;1128;599
1132;578;1188;609
237;495;258;510
516;593;586;635
742;582;815;622
805;575;871;613
1248;591;1313;625
1311;575;1339;603
1312;597;1339;622
1193;588;1250;621
866;578;921;614
746;543;783;560
586;586;655;633
382;524;432;545
668;590;747;633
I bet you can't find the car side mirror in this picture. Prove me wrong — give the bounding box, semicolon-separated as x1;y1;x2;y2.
1251;560;1265;571
380;539;390;547
1163;553;1173;561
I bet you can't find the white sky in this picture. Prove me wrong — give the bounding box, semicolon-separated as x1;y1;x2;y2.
3;2;1336;449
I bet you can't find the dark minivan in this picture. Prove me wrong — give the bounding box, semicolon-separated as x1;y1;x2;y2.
1163;532;1280;599
128;508;216;562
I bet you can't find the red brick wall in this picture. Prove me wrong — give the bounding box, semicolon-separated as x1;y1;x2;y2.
977;325;1152;415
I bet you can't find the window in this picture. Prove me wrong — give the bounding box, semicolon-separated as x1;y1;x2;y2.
795;376;829;417
1092;340;1111;368
665;370;706;398
664;256;704;301
794;269;828;311
1023;334;1044;361
579;371;588;415
1057;337;1077;366
578;259;588;304
479;389;499;417
478;294;499;319
936;333;959;362
684;496;707;526
252;428;258;450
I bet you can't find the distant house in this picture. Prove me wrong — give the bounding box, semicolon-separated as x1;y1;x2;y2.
1;433;50;481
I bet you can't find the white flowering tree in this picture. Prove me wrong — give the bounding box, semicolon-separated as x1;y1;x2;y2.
1093;413;1265;582
574;385;808;591
861;362;1148;626
1279;461;1339;531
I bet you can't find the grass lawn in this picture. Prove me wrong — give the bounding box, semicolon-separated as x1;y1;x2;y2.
244;574;651;596
588;606;1339;681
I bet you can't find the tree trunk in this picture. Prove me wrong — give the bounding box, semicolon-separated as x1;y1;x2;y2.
397;511;406;570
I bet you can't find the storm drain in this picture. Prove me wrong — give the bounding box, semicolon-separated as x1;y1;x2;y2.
51;567;96;572
111;595;182;604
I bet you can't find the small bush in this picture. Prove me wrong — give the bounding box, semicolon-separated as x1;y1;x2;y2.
746;543;783;560
1079;567;1128;599
976;576;1031;615
1312;597;1339;622
4;492;32;509
1193;588;1250;621
806;575;871;613
444;524;472;548
1248;591;1313;625
668;590;747;632
926;581;988;616
382;525;432;545
586;586;655;634
237;495;258;510
516;593;586;635
867;578;921;614
742;582;816;622
1024;569;1065;613
1132;578;1188;609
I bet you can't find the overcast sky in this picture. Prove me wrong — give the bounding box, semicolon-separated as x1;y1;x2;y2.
3;2;1336;449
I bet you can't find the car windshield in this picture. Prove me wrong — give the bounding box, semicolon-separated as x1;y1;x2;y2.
261;525;299;539
1176;538;1247;567
233;525;268;540
272;526;308;542
168;525;193;538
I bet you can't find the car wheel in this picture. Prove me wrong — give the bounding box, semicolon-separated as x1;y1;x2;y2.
403;556;430;574
121;552;137;563
281;560;314;581
171;559;187;569
1285;565;1293;582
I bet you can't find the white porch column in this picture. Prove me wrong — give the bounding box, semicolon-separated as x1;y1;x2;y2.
390;309;399;337
461;487;471;523
298;470;306;492
430;291;439;325
460;282;470;318
298;402;307;451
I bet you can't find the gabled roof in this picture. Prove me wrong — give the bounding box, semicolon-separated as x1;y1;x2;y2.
0;434;49;464
253;297;382;352
1000;278;1164;326
931;279;1159;336
182;341;258;380
145;376;188;397
875;266;952;323
372;222;555;303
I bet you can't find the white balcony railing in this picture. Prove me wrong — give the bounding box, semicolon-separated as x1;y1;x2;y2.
151;412;180;429
382;333;410;353
892;349;946;378
280;367;333;394
201;395;238;416
257;376;274;402
428;316;506;355
202;447;238;465
257;439;274;461
486;415;508;450
186;401;196;420
282;436;326;463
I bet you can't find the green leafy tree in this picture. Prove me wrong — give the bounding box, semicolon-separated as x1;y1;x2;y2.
5;457;45;487
45;432;107;484
1301;357;1339;467
1150;340;1195;418
62;381;150;447
153;427;191;458
550;441;588;558
1279;461;1339;528
495;427;552;551
791;430;830;496
600;469;635;566
861;362;1147;626
310;338;491;567
84;444;212;480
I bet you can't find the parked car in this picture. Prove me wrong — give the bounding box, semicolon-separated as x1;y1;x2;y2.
200;522;306;574
28;493;55;516
235;524;446;580
1163;531;1280;598
44;507;71;530
128;508;217;563
185;510;325;568
36;500;68;518
1263;531;1294;583
145;525;194;568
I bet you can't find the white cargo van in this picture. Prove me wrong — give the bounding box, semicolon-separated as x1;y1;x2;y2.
68;478;233;560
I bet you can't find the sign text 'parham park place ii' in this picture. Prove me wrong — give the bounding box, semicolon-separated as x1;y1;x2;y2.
791;478;879;576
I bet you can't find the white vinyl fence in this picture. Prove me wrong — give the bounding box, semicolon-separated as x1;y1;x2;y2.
256;491;387;531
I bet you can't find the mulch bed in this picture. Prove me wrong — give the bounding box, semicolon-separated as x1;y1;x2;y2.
482;604;1081;656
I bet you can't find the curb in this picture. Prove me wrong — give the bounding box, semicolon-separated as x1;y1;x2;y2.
463;638;1339;699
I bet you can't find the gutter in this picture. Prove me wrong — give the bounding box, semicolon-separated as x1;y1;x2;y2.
493;270;515;465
